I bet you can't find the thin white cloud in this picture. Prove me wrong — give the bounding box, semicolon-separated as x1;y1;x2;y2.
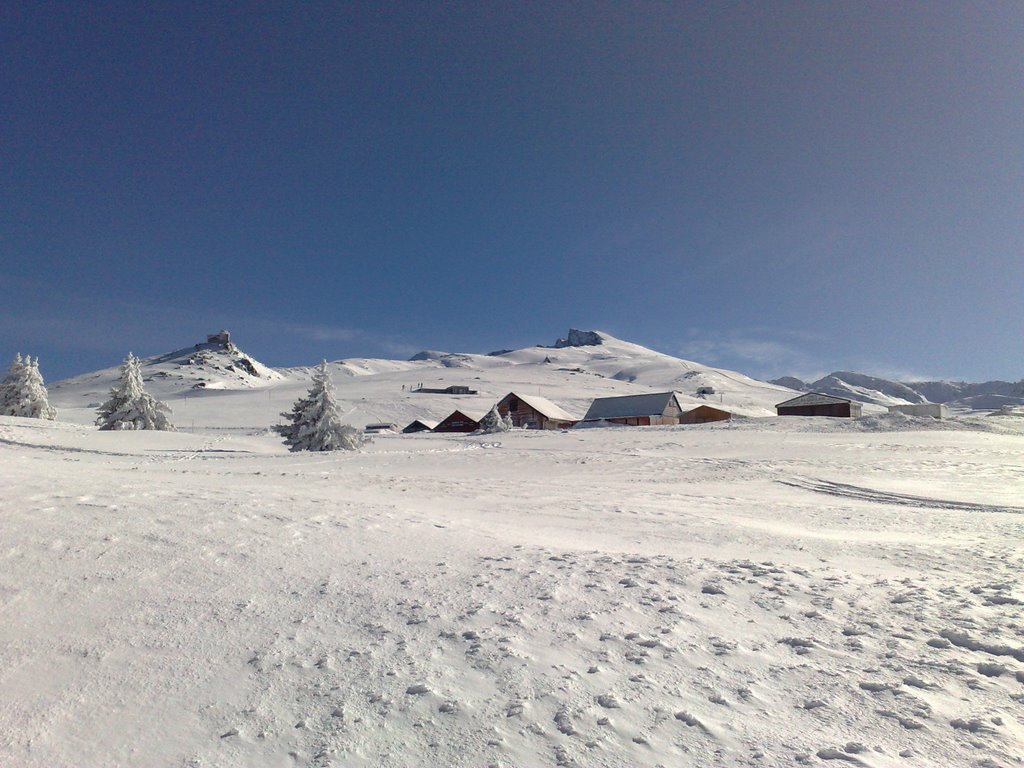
270;322;362;343
678;328;828;381
678;327;954;383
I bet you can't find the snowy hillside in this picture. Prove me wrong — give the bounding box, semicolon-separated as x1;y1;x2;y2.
775;371;1024;411
48;329;801;431
49;333;284;402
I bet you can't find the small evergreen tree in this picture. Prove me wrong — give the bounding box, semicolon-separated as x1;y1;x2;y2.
275;361;362;451
96;353;173;430
0;354;26;414
0;354;57;420
478;403;511;434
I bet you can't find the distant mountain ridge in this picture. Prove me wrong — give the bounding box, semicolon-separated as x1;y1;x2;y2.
47;329;799;429
772;371;1024;411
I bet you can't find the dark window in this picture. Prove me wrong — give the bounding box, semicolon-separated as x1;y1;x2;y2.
509;398;519;411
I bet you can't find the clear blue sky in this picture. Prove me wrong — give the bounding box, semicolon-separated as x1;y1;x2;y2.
3;2;1022;382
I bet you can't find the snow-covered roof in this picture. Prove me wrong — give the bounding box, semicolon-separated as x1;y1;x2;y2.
583;392;682;420
439;409;488;423
776;392;854;408
684;404;731;415
505;392;578;421
405;418;439;430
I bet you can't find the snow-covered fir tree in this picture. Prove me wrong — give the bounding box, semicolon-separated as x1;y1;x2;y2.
96;353;173;430
0;354;57;420
275;361;362;451
477;403;512;434
0;354;26;414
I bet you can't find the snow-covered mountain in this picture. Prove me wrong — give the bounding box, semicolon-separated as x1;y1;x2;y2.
48;329;799;430
773;371;1024;411
49;333;283;401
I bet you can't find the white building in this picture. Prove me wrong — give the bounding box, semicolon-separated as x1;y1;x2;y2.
887;403;948;419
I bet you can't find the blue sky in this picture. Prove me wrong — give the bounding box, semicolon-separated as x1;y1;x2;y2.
3;2;1022;382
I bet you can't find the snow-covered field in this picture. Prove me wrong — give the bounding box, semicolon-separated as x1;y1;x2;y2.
3;412;1023;767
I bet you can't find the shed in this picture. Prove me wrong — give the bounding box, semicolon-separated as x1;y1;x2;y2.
415;385;478;395
696;386;716;396
497;392;579;430
402;418;439;434
887;403;948;419
433;409;485;433
364;422;399;434
776;392;863;418
581;392;685;426
679;405;732;424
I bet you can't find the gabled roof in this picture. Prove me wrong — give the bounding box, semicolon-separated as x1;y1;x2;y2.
684;405;731;416
502;392;578;421
583;391;683;420
438;408;487;423
404;418;439;430
776;392;854;408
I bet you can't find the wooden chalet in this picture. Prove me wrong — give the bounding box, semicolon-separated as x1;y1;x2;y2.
402;418;439;434
679;405;732;424
496;392;578;430
433;409;485;433
776;392;863;418
581;392;685;426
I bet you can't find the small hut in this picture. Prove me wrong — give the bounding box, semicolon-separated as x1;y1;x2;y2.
496;392;578;430
887;403;948;419
679;405;731;424
364;422;399;434
415;385;478;395
433;409;485;433
402;418;439;434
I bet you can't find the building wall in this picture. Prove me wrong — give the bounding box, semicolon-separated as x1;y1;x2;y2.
778;403;855;418
662;399;682;421
680;406;731;424
433;413;480;432
497;395;576;430
887;403;947;418
498;398;541;429
605;416;653;426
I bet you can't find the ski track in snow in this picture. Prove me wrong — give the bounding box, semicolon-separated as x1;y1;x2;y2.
779;478;1024;515
1;416;1023;767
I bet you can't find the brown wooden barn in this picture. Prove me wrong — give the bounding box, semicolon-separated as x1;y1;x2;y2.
679;405;732;424
496;392;578;430
582;392;685;426
776;392;863;418
432;409;485;433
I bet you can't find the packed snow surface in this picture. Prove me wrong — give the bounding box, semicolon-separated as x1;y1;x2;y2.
2;411;1023;767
